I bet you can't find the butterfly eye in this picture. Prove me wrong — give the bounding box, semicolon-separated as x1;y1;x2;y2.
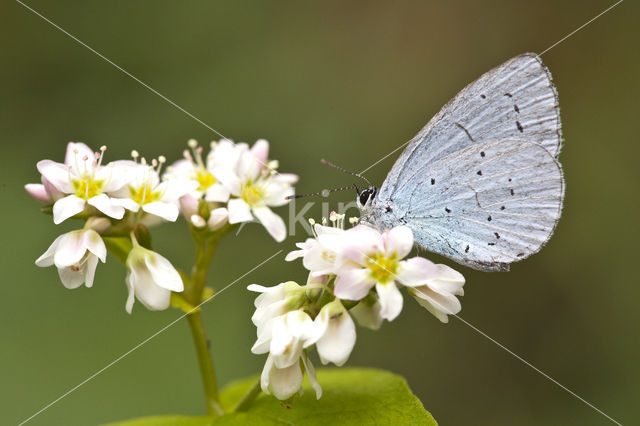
359;191;370;206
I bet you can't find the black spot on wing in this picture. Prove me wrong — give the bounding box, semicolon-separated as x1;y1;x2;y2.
514;104;520;113
516;121;524;132
431;178;435;185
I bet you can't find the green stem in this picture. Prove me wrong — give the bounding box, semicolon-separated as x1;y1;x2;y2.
184;230;227;417
187;310;225;417
233;379;262;412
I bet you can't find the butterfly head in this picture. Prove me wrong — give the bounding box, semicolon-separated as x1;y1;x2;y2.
356;185;377;210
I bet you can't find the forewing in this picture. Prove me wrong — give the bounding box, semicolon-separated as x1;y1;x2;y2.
380;53;561;201
399;139;564;271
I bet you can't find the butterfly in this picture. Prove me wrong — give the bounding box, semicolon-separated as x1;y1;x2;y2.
356;53;564;271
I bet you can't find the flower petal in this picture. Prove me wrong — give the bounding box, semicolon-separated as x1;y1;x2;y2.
25;183;49;203
53;195;86;224
88;194;125;219
57;266;86;289
301;352;322;399
127;265;172;311
145;253;183;292
227;198;253;223
84;255;99;288
396;257;440;287
349;299;384;330
205;183;230;203
35;234;64;267
65;142;94;166
53;231;88;267
207;207;228;230
253;206;286;242
143;201;179;222
384;226;414;259
268;358;303;401
315;301;356;366
376;282;403;321
334;267;376;301
37;160;74;193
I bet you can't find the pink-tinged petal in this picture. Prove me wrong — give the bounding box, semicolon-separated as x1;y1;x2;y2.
87;194;125;219
35;235;64;267
339;225;383;264
227;198;253;223
207;207;228;230
301;352;322;399
53;195;86;224
269;358;303;401
376;282;403;321
205;183;230;203
395;257;440;287
82;229;107;262
145;253;183;292
25;184;49;203
179;194;199;217
58;266;85;289
53;231;87;267
37;160;74;193
384;226;414;258
43;177;64;200
84;255;99;288
253;206;286;242
285;249;305;262
251;139;269;166
334;267;376;301
65;142;94;166
143;201;179;222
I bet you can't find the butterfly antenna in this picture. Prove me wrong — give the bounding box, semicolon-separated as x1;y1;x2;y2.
321;159;372;186
285;185;354;200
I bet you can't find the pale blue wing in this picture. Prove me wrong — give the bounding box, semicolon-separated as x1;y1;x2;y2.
377;139;564;271
379;53;561;202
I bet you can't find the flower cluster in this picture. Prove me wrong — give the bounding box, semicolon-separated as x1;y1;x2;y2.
27;139;296;312
249;213;465;400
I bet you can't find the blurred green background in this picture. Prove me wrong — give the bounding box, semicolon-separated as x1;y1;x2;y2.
2;1;638;424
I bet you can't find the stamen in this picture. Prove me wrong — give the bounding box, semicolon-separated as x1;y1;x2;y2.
156;155;166;175
96;145;107;168
131;150;139;162
187;139;198;149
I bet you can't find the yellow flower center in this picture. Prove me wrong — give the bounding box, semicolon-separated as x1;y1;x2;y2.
73;177;104;199
196;169;216;192
367;253;398;284
241;182;265;207
129;184;160;205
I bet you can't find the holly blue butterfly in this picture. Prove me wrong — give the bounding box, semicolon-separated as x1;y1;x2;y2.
357;53;564;271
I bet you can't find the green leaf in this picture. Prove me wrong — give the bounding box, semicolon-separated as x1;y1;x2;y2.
103;368;436;425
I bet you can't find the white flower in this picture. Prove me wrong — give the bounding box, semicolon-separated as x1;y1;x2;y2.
286;223;346;276
221;139;298;242
253;310;321;400
124;238;183;314
35;227;107;289
248;281;306;344
313;299;356;366
111;155;198;222
334;225;442;321
407;264;465;323
164;139;234;203
36;142;131;224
